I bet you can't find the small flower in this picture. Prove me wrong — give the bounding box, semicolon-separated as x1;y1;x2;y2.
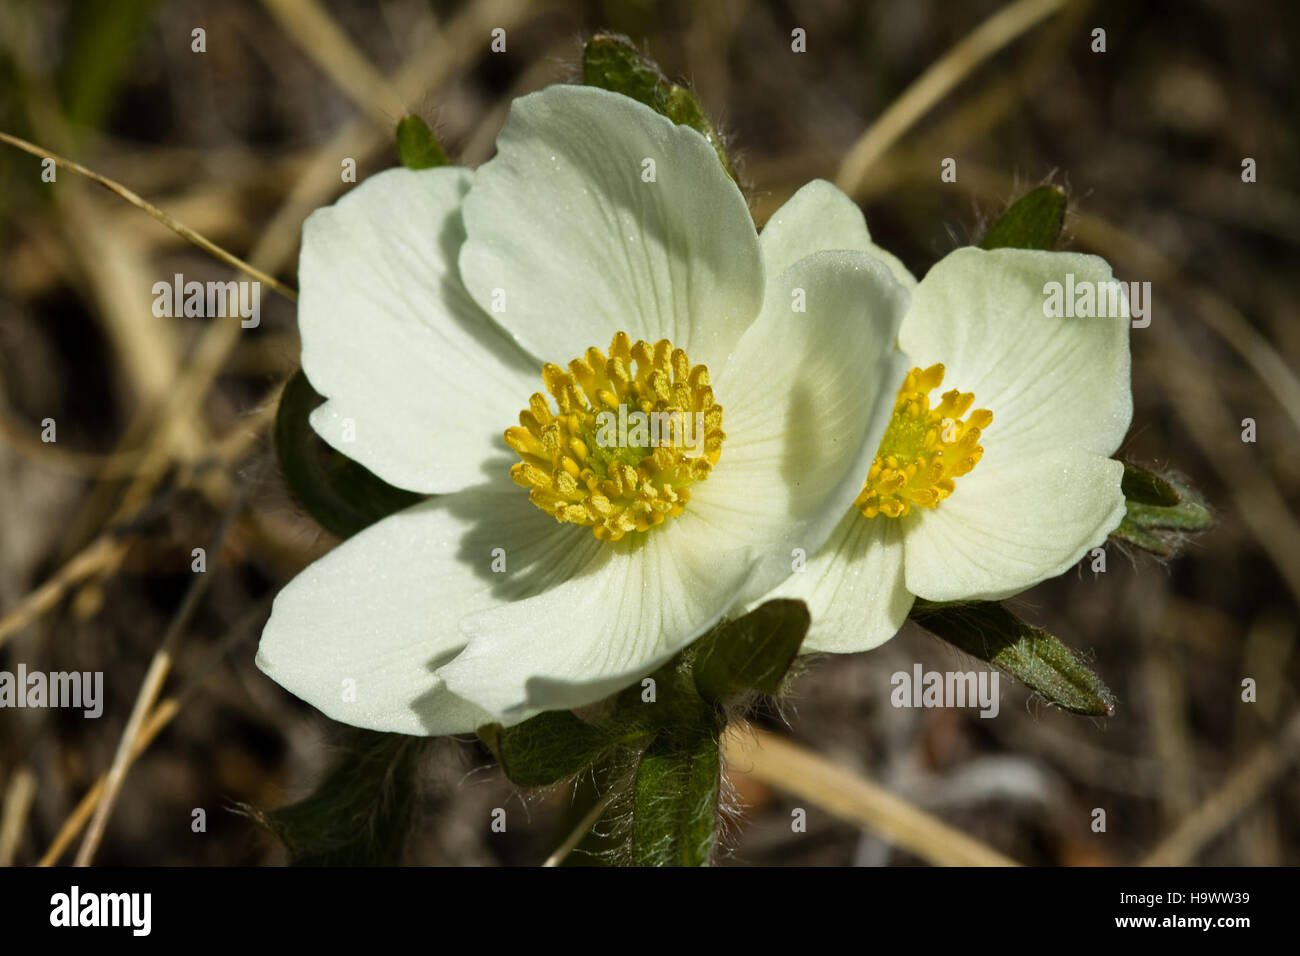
256;87;910;733
763;181;1132;652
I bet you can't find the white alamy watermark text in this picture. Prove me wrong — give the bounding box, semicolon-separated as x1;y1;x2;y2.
1042;274;1151;328
891;664;1000;718
152;273;260;328
50;886;151;936
593;406;706;458
0;665;103;718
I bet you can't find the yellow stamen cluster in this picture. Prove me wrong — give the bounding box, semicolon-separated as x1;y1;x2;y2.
855;363;992;519
506;332;724;541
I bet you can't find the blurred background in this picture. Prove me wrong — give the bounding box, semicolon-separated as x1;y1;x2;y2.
0;0;1297;866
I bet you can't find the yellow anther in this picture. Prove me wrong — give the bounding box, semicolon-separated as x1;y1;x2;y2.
507;333;725;541
855;364;991;520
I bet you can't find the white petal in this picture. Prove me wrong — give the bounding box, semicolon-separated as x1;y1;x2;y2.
299;166;540;495
760;179;917;289
902;448;1126;602
458;85;764;365
694;250;911;605
768;510;913;653
256;475;600;735
438;517;757;719
899;247;1132;466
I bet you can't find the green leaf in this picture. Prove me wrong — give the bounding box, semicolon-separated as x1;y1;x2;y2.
1110;514;1172;557
582;33;735;181
630;731;720;866
692;599;810;702
395;114;448;169
582;34;670;112
614;641;720;732
978;184;1067;251
1124;489;1212;532
1111;465;1212;556
259;729;427;866
1125;499;1213;532
912;601;1115;716
663;85;722;155
1121;461;1181;507
275;369;422;539
478;711;651;787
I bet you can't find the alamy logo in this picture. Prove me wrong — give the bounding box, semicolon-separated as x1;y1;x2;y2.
50;886;151;936
152;273;261;328
0;665;103;718
1042;273;1151;328
890;664;1000;718
593;405;706;458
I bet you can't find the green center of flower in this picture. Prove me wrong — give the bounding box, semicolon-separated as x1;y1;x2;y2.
505;332;724;541
855;363;992;519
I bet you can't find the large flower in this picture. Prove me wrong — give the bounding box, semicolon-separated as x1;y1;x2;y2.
256;87;910;734
763;181;1132;652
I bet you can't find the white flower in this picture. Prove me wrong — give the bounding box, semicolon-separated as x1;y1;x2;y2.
256;86;910;734
763;181;1132;652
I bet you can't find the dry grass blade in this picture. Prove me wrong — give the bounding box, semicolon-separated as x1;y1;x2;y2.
38;598;272;866
541;786;620;867
0;767;37;866
261;0;406;126
836;0;1067;199
0;535;126;649
1142;711;1300;865
73;488;246;866
0;130;297;302
722;723;1021;866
